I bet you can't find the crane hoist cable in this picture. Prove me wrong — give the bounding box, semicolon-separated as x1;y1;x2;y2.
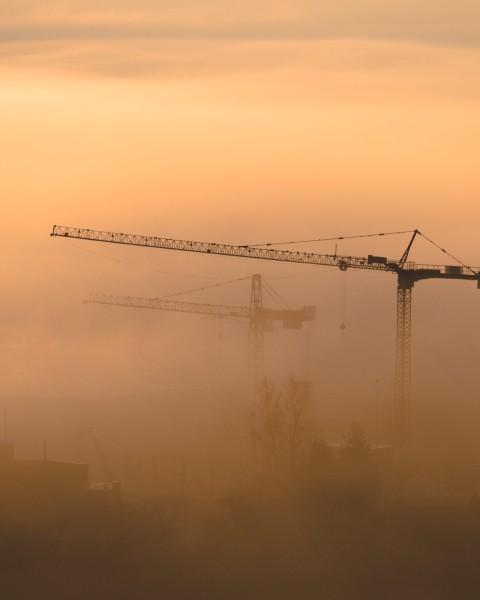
339;269;348;336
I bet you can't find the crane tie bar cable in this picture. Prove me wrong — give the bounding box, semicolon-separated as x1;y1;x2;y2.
153;275;251;300
262;278;290;309
417;231;477;275
243;230;416;248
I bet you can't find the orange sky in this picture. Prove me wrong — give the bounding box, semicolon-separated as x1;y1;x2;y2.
0;1;478;457
2;2;479;242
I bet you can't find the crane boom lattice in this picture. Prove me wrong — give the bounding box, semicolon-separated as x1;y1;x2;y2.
86;293;250;319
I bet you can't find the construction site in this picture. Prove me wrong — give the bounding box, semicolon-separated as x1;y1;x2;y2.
4;226;479;494
1;221;478;598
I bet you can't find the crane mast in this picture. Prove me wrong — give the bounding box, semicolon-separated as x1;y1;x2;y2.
52;225;479;456
395;278;412;451
249;274;263;383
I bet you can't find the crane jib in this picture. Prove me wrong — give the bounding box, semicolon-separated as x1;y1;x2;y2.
51;225;479;283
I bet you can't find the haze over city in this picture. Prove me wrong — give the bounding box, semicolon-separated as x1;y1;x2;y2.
1;1;479;598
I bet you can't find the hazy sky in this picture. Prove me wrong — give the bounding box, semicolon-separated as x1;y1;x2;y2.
1;1;478;459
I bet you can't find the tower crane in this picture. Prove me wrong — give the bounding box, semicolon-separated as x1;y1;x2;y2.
51;225;479;453
84;274;316;381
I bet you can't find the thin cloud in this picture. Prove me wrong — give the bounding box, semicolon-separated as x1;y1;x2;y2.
0;2;479;85
2;39;479;108
1;21;480;47
1;0;480;48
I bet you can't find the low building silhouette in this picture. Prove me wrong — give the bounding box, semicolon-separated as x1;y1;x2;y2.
0;443;89;514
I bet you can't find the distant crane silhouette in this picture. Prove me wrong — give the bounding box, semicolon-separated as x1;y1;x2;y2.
84;274;316;383
77;429;112;482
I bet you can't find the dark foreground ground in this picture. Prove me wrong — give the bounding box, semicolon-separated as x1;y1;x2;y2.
1;479;480;600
